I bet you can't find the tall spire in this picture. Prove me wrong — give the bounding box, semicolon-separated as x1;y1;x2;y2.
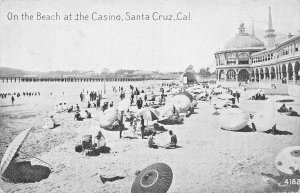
251;19;255;37
268;6;273;30
265;6;276;48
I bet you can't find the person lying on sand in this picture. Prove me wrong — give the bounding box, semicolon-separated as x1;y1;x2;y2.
164;130;177;149
67;105;73;113
286;107;299;116
100;175;125;184
148;132;158;149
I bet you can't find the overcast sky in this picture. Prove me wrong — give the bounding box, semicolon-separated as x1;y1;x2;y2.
0;0;299;73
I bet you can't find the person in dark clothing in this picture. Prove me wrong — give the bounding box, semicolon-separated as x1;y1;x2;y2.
236;92;240;103
164;130;177;149
74;112;84;121
100;175;125;184
85;110;92;118
110;101;114;107
140;115;145;139
119;111;124;139
87;101;91;108
11;96;15;106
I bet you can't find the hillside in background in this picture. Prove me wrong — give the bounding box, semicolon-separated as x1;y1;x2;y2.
0;67;27;77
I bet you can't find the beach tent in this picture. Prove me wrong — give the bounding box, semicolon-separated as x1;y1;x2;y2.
180;71;198;85
218;108;249;131
167;95;191;113
0;128;33;177
274;146;300;175
131;163;173;193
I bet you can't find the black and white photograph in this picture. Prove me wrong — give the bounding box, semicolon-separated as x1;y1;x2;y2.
0;0;300;192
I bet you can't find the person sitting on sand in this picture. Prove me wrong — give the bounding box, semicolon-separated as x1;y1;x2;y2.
94;131;106;148
68;105;73;113
278;104;289;113
87;101;91;108
74;112;84;121
248;114;256;131
50;115;60;128
148;131;158;149
85;110;92;118
164;130;177;149
76;104;80;111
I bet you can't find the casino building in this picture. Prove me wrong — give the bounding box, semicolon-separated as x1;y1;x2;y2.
215;7;300;86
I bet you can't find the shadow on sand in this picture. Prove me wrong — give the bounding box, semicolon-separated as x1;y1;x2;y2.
2;161;51;183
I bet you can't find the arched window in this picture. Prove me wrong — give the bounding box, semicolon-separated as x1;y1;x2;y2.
226;53;236;65
238;53;249;64
219;54;225;65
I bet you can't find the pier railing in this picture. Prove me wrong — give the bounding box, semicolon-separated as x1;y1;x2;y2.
0;77;173;83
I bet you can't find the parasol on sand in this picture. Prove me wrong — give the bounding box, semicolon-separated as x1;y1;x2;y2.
0;128;33;176
159;105;179;120
177;91;193;102
252;107;278;131
131;163;173;193
168;95;191;113
100;107;119;129
219;108;249;131
275;146;300;175
136;107;160;121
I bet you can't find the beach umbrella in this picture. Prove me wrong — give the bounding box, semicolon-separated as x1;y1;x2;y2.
100;107;119;129
136;107;159;121
275;146;300;175
252;107;278;131
0;128;33;176
131;163;173;193
219;108;249;131
168;95;191;113
118;99;130;112
159;105;179;120
218;93;234;100
177;91;193;102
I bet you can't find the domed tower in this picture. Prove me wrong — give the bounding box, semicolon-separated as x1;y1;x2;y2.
215;23;266;82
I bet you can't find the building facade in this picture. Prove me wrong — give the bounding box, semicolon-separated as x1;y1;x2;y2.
215;7;300;85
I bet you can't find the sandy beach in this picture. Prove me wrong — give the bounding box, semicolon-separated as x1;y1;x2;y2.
0;82;300;193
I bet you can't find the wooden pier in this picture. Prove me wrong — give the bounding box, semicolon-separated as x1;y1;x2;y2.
0;77;169;83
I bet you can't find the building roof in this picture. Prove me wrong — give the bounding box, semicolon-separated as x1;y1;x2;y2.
224;23;265;50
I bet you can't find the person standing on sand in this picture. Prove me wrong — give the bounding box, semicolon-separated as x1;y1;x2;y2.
140;115;145;139
119;111;124;139
11;96;15;106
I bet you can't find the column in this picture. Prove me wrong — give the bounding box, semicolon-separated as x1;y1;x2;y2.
258;73;261;82
269;72;272;83
293;70;296;84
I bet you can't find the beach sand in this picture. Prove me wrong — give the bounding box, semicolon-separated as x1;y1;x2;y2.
0;84;300;193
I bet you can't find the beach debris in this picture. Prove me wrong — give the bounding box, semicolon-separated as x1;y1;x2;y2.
131;163;173;193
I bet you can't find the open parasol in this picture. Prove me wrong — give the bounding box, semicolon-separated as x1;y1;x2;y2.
177;91;193;102
0;128;33;177
131;163;173;193
100;107;119;129
218;108;249;131
275;146;300;175
159;105;179;120
252;107;279;131
136;107;160;121
168;95;191;113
